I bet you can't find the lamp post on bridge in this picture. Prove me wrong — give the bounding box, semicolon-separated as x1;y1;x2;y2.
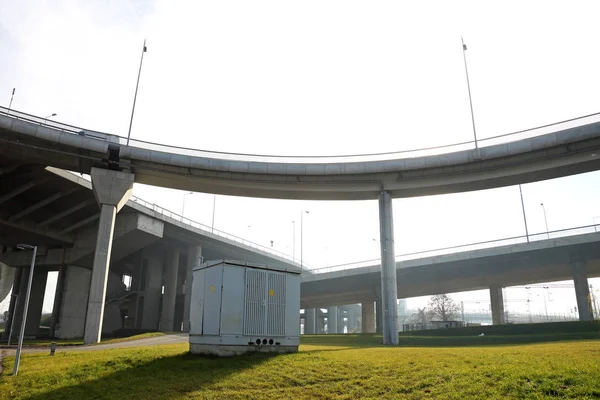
461;37;478;149
181;191;194;219
42;113;57;125
300;210;309;271
540;203;549;239
127;39;148;146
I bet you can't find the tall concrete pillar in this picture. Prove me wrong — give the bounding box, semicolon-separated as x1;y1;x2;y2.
84;168;134;344
489;284;505;325
50;266;67;337
24;268;48;337
361;301;375;333
141;251;163;330
572;261;593;321
58;266;92;339
327;306;338;334
305;308;316;334
2;267;23;341
183;245;202;332
161;247;180;332
378;191;398;345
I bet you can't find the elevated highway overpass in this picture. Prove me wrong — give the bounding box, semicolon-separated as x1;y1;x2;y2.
2;105;600;344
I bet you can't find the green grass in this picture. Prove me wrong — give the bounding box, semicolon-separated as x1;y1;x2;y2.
0;332;166;348
1;334;600;399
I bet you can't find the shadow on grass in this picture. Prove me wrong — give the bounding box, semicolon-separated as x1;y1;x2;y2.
18;350;282;400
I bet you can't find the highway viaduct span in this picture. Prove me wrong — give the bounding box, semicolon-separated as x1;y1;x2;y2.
2;106;600;344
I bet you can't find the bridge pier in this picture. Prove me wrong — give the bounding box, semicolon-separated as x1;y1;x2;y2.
2;268;22;341
140;249;163;330
361;301;375;333
161;247;180;332
378;191;398;344
83;168;134;345
489;284;505;325
572;261;594;321
183;245;202;332
327;306;338;334
305;308;316;334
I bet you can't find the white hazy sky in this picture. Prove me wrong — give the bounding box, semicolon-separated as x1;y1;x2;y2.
1;0;600;315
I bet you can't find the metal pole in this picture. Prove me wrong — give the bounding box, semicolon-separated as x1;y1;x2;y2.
292;221;296;262
300;212;303;271
181;192;192;218
519;185;530;242
13;245;37;376
541;203;549;239
8;88;15;114
461;37;478;149
126;39;147;146
211;195;216;233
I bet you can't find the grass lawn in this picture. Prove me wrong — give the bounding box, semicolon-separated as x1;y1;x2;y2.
0;332;166;349
1;334;600;399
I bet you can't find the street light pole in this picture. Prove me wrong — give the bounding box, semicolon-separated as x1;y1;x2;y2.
126;39;148;146
300;210;309;271
292;221;296;262
540;203;549;239
42;113;57;125
519;185;530;242
211;195;216;233
13;244;37;376
181;191;193;218
461;37;478;149
7;88;15;114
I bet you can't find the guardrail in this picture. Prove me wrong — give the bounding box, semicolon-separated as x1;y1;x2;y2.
2;105;600;163
128;195;306;266
309;223;600;274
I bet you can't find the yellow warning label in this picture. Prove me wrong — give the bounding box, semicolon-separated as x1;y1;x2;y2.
269;289;274;297
211;285;215;292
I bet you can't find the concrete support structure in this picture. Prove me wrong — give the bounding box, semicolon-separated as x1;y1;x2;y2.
83;168;134;345
24;268;48;337
2;268;23;341
305;308;316;334
141;251;163;330
327;306;338;334
58;266;91;339
572;261;594;321
183;245;202;332
378;191;398;345
161;247;180;332
361;301;375;333
489;284;505;325
49;266;67;337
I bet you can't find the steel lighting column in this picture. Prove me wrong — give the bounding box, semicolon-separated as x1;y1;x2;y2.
462;37;478;149
211;195;216;233
541;203;549;239
519;185;530;242
292;220;296;262
13;244;37;376
42;113;57;125
181;191;193;218
300;211;309;271
127;39;148;146
7;88;15;114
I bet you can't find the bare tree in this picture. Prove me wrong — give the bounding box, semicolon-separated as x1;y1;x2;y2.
427;294;460;321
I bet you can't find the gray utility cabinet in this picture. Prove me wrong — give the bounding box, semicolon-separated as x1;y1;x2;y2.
189;259;301;356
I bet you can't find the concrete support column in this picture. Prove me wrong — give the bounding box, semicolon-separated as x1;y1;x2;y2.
183;245;202;332
2;268;23;341
489;284;505;325
378;191;398;345
58;266;91;339
327;307;338;334
375;299;382;334
84;168;134;345
572;261;593;321
305;308;316;334
161;247;180;332
50;266;67;337
361;301;375;333
141;251;163;330
24;268;48;337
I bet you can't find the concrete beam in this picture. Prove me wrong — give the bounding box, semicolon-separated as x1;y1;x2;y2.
0;218;73;244
36;198;95;228
8;188;78;222
60;213;101;235
0;179;46;206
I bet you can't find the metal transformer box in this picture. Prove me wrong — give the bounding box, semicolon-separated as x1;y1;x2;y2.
189;259;301;356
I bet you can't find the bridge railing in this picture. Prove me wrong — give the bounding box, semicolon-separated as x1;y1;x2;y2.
2;105;600;163
129;195;303;265
308;223;600;274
